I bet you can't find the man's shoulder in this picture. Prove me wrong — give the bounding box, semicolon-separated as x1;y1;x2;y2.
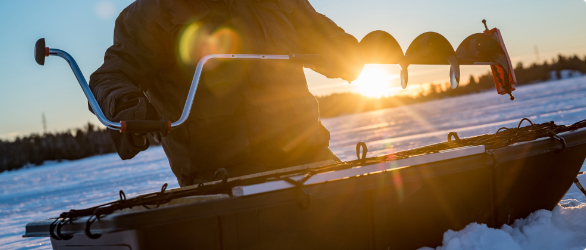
123;0;210;26
121;0;167;24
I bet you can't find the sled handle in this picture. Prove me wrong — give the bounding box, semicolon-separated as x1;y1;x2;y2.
34;38;323;132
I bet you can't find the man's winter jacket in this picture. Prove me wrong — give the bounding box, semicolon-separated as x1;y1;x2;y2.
89;0;353;186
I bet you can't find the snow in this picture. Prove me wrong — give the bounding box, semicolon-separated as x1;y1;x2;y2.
419;202;586;250
2;76;586;249
421;175;586;250
0;148;179;249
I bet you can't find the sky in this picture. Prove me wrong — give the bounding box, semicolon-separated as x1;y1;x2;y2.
0;0;585;140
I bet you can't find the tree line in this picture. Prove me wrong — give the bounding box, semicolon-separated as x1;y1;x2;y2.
0;123;116;172
1;54;585;172
317;54;586;118
0;122;165;173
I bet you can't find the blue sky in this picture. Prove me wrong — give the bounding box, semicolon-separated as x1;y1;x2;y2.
0;0;585;140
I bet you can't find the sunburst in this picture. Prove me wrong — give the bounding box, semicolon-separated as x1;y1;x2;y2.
353;65;400;97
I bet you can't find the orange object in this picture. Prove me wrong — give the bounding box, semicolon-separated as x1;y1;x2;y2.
120;121;127;133
483;26;516;99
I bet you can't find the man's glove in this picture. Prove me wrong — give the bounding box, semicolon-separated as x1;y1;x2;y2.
311;34;365;82
109;95;159;160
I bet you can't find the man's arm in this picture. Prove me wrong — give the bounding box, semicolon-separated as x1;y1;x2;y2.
90;6;162;119
291;0;350;54
89;5;162;159
291;0;363;82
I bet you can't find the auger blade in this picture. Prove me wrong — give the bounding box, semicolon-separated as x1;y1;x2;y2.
455;33;510;71
404;32;457;65
447;56;460;89
400;68;408;89
456;31;516;100
360;30;404;64
404;32;460;88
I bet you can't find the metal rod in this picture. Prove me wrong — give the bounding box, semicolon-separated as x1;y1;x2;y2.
172;54;290;128
48;51;501;131
49;49;120;130
48;52;290;131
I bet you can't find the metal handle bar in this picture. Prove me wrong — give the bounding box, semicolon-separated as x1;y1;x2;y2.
40;43;314;131
40;49;502;131
48;49;121;130
176;54;293;128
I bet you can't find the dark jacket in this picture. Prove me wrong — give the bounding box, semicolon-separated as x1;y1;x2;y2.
89;0;351;186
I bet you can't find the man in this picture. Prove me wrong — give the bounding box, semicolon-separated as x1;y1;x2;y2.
90;0;363;187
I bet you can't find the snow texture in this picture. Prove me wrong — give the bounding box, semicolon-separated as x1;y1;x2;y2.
2;76;586;249
419;200;586;250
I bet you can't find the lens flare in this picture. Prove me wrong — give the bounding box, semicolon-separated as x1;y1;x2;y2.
391;166;404;202
179;22;205;66
208;28;240;54
179;23;241;67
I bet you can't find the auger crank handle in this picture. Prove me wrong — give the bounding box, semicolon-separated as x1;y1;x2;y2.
288;54;323;64
34;38;48;65
34;38;325;134
34;38;122;131
121;118;171;136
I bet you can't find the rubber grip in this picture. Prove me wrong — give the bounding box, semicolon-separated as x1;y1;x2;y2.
120;120;171;135
289;54;323;64
35;38;46;66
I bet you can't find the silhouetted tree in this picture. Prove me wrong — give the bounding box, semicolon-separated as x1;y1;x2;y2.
1;122;117;172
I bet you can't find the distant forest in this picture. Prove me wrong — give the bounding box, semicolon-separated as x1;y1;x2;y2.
317;54;586;118
0;123;115;172
1;54;585;172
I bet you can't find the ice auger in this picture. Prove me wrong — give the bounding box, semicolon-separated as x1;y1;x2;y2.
34;20;516;135
360;19;516;99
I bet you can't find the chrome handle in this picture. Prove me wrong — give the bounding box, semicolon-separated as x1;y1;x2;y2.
35;39;312;131
173;54;291;128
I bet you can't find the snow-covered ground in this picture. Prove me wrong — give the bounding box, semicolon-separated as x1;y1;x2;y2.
421;175;586;250
1;76;586;249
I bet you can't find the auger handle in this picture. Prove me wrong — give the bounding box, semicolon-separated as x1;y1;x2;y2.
289;54;323;64
34;38;325;133
34;38;121;130
121;118;171;136
35;38;48;65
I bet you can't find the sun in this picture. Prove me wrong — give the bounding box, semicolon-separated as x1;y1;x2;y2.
353;65;400;97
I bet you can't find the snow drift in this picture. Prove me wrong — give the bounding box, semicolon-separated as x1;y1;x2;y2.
420;173;586;250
